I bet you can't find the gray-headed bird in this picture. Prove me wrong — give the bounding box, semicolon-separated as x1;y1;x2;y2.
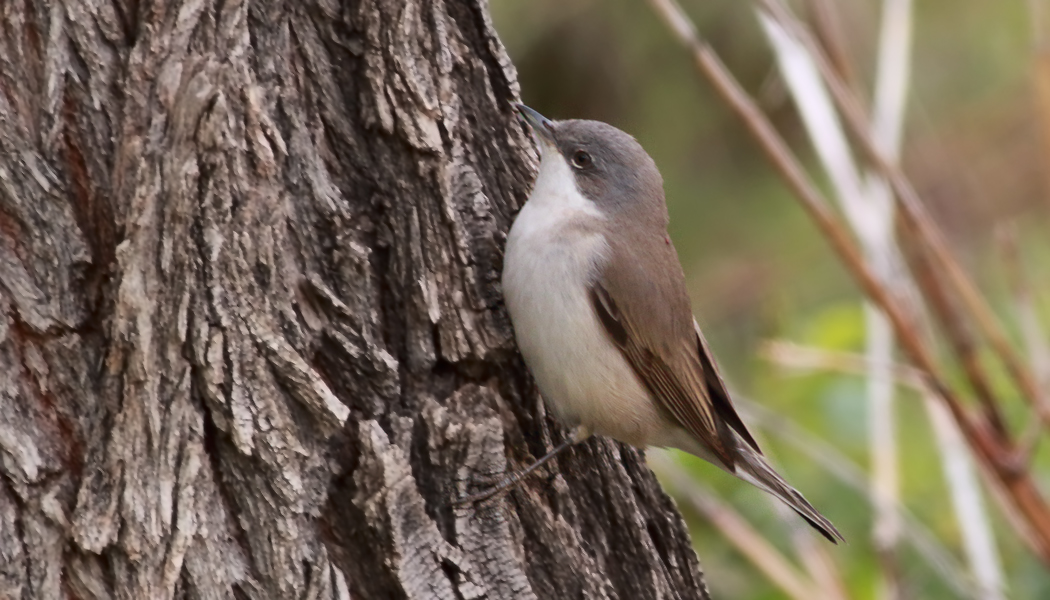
471;104;841;544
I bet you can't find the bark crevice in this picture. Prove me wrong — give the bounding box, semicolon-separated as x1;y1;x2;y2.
0;1;710;598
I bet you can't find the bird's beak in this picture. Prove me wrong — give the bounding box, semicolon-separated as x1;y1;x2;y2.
515;104;556;146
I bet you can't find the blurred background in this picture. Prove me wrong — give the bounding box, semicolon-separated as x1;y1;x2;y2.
491;1;1050;598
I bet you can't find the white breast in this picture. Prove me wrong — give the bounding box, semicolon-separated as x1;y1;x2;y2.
502;150;664;447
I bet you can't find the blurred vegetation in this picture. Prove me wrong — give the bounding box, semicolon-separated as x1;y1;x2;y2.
491;1;1050;598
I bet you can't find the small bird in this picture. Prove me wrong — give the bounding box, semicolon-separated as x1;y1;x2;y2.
483;104;842;543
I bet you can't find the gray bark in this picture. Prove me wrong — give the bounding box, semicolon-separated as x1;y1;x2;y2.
0;0;710;598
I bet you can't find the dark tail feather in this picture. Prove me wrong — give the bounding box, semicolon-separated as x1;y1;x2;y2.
735;448;845;544
796;510;843;544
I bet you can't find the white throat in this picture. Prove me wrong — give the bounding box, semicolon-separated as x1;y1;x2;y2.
501;145;655;440
503;145;607;317
521;144;602;216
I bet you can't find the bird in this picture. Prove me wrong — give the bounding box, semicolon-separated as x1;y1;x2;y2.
467;103;842;544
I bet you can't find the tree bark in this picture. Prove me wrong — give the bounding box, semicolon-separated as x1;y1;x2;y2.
0;1;710;598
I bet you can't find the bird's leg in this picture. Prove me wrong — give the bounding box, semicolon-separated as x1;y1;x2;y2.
455;426;589;505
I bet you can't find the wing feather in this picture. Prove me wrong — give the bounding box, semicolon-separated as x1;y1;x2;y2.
693;319;761;453
590;283;737;468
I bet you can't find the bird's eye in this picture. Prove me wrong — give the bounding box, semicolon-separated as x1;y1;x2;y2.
570;150;593;169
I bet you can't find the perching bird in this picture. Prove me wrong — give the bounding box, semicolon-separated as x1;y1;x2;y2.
481;104;842;543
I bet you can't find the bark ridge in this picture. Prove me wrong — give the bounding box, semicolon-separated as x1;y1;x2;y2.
0;1;709;598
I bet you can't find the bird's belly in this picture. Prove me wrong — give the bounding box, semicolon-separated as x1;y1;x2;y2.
503;225;664;448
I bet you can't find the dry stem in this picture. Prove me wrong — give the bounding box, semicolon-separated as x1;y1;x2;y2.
646;0;1050;564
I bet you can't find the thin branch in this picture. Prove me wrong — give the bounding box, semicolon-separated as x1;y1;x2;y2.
868;0;912;162
731;398;988;600
898;215;1007;434
863;2;916;566
760;340;925;389
759;0;1048;430
923;394;1006;600
651;454;823;600
793;530;851;600
646;0;1050;563
756;9;910;596
647;0;935;382
804;0;859;94
755;10;875;241
998;224;1050;461
761;0;1050;554
644;0;978;454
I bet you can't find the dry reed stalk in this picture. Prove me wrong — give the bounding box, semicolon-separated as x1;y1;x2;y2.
760;340;925;389
651;453;824;600
793;531;850;600
803;0;858;95
760;3;912;595
997;224;1050;459
739;398;991;600
758;0;1047;427
646;0;1050;567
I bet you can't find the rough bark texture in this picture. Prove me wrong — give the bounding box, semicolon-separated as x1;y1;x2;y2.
0;1;710;598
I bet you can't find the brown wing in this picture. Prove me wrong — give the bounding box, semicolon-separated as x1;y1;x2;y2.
590;282;740;469
692;319;761;453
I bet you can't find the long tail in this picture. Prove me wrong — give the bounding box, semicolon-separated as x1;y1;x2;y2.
734;447;844;544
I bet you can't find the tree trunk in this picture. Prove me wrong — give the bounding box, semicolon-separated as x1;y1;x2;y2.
0;1;710;598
